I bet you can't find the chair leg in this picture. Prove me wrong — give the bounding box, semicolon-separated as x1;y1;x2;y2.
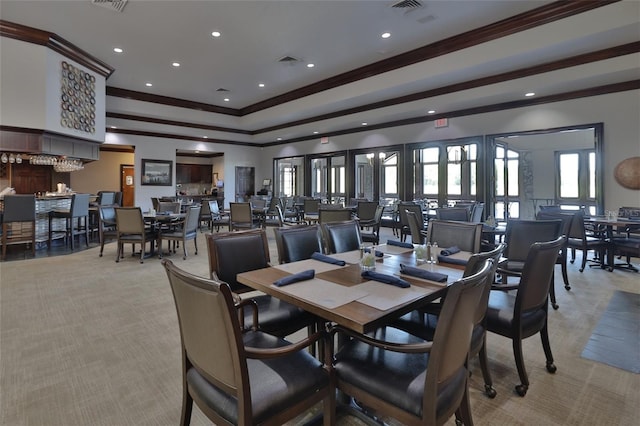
193;236;198;255
2;225;7;260
560;252;570;290
83;215;89;248
570;247;576;263
477;339;496;398
579;248;588;272
540;320;557;374
180;388;193;426
115;242;121;262
512;336;529;396
182;239;188;260
455;383;474;426
549;272;558;310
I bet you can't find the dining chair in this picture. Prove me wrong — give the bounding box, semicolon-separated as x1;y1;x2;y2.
161;259;334;426
303;198;321;222
435;207;470;222
158;205;201;260
321;220;362;254
397;202;424;242
229;202;257;231
486;236;565;396
318;208;352;224
98;205;117;257
48;193;90;250
1;194;36;260
566;210;608;272
115;207;157;263
536;210;574;290
208;200;228;232
331;260;494;426
355;201;378;226
273;224;323;264
405;210;427;245
497;219;562;309
392;243;507;398
205;229;316;337
425;219;483;253
197;199;212;231
360;205;384;245
470;202;485;223
157;201;181;214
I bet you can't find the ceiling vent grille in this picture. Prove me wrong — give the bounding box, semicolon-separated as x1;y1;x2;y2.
278;56;300;64
391;0;423;9
91;0;128;13
216;88;230;92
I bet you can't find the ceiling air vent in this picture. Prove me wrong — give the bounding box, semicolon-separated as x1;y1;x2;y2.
216;88;230;92
278;56;300;64
91;0;128;13
391;0;423;9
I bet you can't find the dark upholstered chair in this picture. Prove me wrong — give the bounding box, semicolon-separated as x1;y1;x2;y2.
566;210;608;272
392;243;507;398
157;201;181;214
229;202;257;231
98;206;117;257
205;229;315;337
1;194;36;260
208;200;228;232
497;219;562;309
273;224;323;264
318;208;352;224
303;198;321;222
321;220;362;254
405;210;427;245
48;193;90;250
331;260;494;426
435;207;470;222
425;219;483;253
470;202;485;223
161;259;334;426
536;210;574;290
158;205;201;260
360;205;384;245
397;202;424;242
486;236;564;396
115;207;157;263
355;201;379;226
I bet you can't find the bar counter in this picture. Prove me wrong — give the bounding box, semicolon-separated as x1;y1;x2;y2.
1;194;72;245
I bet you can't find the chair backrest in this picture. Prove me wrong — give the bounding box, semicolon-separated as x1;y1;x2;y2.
318;208;352;224
98;191;116;205
464;243;506;324
99;206;116;226
250;198;266;210
435;207;470;222
321;220;362;253
183;205;202;236
209;200;221;217
536;210;573;242
504;219;562;262
516;237;565;314
229;202;252;223
266;196;279;214
273;225;323;263
151;197;160;211
425;219;483;253
423;260;493;422
303;198;320;215
70;193;90;217
205;229;270;292
470;203;484;223
2;194;36;222
161;259;246;413
566;210;590;241
115;207;145;235
113;192;123;207
405;211;425;245
398;202;423;229
199;199;212;217
158;201;180;214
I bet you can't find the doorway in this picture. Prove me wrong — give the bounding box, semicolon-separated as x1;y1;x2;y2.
235;166;255;202
120;164;135;206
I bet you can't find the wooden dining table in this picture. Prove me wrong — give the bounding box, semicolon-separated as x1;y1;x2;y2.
584;216;639;272
237;243;468;334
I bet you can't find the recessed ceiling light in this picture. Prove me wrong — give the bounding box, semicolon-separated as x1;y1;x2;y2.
525;92;536;97
202;136;208;139
113;47;123;53
194;150;200;153
223;98;230;102
381;32;391;39
211;31;221;37
313;131;319;134
277;137;282;141
145;82;153;87
428;110;436;114
258;83;265;88
110;126;117;129
307;63;315;68
172;62;180;67
361;122;368;126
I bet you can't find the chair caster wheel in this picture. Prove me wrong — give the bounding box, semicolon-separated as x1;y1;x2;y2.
564;285;571;290
484;385;497;398
515;384;528;396
579;267;584;272
546;362;557;373
551;302;559;310
455;419;463;426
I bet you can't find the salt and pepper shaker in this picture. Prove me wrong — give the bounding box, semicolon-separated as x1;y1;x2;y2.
432;241;439;264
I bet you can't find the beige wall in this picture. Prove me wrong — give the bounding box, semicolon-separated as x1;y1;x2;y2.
70;150;134;194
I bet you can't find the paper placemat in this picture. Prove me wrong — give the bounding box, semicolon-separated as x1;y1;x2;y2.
353;281;429;311
274;278;368;309
273;259;345;274
377;243;414;254
330;250;365;264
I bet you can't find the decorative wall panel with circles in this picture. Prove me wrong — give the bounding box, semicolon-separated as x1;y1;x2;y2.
60;61;96;134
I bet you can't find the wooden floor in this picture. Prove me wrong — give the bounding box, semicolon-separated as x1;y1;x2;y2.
1;226;638;425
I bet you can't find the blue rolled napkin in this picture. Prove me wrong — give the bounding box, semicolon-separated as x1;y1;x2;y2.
361;270;410;288
364;248;384;257
311;252;346;266
273;269;315;287
386;239;414;249
399;264;448;283
437;255;468;266
440;246;461;256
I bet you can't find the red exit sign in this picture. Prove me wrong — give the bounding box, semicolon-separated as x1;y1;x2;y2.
435;118;448;128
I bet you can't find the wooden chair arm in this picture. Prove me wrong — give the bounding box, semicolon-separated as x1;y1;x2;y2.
330;324;433;354
244;330;325;359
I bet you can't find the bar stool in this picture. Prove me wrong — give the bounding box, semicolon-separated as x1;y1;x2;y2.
1;194;36;260
49;193;90;250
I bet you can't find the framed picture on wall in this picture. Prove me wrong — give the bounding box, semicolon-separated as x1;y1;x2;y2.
141;159;173;186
